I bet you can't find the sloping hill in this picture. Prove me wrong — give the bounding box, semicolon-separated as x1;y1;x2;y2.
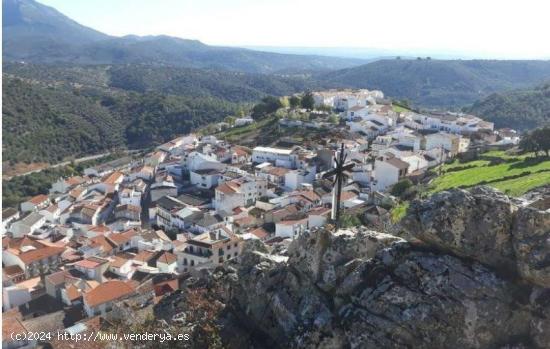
2;73;239;164
2;0;366;73
466;84;550;130
319;59;550;108
2;77;125;164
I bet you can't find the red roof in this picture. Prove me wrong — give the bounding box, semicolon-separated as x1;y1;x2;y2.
75;258;102;269
18;246;65;264
28;194;49;205
157;251;177;264
83;280;134;307
249;227;269;240
216;182;238;194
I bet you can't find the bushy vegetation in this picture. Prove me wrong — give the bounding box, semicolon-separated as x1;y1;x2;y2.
466;84;550;130
2;153;128;208
2;167;77;208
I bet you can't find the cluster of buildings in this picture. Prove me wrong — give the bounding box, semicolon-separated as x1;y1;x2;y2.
2;88;510;346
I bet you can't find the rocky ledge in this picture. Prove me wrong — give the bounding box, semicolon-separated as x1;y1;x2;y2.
171;186;550;348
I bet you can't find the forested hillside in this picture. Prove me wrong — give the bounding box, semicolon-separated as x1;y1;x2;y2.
2;77;125;163
320;59;550;108
2;73;240;164
466;84;550;130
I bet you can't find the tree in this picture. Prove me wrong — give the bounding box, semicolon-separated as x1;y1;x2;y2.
224;116;236;126
340;213;362;228
532;127;550;157
328;115;339;124
521;127;550;157
519;131;539;155
390;179;414;198
300;92;315;110
289;95;301;109
252;96;283;118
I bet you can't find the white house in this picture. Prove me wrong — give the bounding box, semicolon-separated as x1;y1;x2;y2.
284;169;316;190
374;157;409;191
119;187;142;207
345;105;369;120
307;207;331;228
275;218;308;239
424;133;461;155
252;146;299;169
9;212;46;238
235;117;254;126
190;169;221;189
21;194;50;213
214;177;267;213
156;252;178;273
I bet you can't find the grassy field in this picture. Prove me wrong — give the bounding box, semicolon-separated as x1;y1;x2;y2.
392;104;412;113
430;150;550;196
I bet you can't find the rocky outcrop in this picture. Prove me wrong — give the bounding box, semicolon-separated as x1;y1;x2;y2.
160;186;550;348
211;226;549;348
402;186;550;287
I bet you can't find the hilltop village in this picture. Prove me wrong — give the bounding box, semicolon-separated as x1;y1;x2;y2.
2;88;522;341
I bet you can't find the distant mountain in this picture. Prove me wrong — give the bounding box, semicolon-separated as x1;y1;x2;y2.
2;0;366;73
465;83;550;130
319;59;550;108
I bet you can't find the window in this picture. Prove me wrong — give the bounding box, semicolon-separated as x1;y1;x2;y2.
219;257;223;263
190;260;195;266
234;243;238;248
227;245;230;250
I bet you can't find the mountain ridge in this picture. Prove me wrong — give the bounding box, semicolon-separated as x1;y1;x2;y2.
319;59;550;108
2;0;367;73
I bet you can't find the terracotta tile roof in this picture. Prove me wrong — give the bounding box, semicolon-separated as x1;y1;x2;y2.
18;246;65;264
290;190;321;202
66;176;86;186
69;187;86;199
3;265;24;277
83;280;134;308
278;218;308;226
266;167;290;177
249;227;269;240
65;284;82;301
340;191;358;201
89;235;115;253
2;308;26;339
102;171;124;185
133;250;155;263
28;194;49;205
75;258;103;269
107;230;137;246
45;270;67;286
157;252;177;265
44;204;59;213
88;225;111;234
109;256;130;268
216;182;238;194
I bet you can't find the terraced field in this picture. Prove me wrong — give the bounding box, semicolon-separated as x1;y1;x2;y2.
430;150;550;196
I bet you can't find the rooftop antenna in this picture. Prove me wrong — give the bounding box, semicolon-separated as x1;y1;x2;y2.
322;143;355;229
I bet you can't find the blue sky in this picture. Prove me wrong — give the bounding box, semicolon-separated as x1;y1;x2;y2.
39;0;550;59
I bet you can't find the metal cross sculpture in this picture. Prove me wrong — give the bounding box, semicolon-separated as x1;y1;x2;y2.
322;143;355;228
